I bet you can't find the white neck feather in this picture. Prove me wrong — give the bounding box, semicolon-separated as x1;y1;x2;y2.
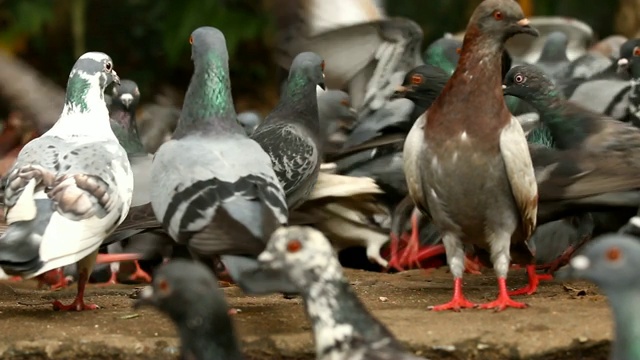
44;81;116;141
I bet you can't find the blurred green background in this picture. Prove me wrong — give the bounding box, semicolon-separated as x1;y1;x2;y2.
0;0;632;112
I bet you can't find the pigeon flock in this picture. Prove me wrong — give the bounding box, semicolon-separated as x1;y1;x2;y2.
2;0;640;358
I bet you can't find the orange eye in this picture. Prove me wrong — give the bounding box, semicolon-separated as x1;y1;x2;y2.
158;278;171;294
340;98;350;106
321;60;325;71
606;247;622;262
189;35;194;45
286;239;302;253
493;11;503;21
634;47;640;57
456;48;462;55
411;74;423;85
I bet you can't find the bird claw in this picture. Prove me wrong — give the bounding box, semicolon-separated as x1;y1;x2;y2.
429;297;477;312
128;265;152;283
478;297;528;312
52;299;99;311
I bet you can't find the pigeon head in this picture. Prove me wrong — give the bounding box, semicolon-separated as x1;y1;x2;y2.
393;64;449;103
503;64;556;101
111;79;140;110
135;260;242;359
189;26;229;65
257;226;341;289
468;0;539;41
135;259;229;323
288;51;326;91
557;234;640;292
618;39;640;74
317;90;356;122
539;31;569;61
64;52;120;112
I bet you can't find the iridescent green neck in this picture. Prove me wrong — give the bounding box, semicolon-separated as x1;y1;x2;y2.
285;71;310;101
527;125;555;148
174;53;240;137
424;46;456;75
609;290;640;360
64;73;92;113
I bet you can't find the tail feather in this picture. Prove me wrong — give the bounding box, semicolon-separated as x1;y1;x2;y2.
5;178;37;224
0;198;53;275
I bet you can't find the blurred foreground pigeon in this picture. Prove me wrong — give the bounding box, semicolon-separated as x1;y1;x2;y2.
0;52;133;311
150;27;293;294
251;52;325;210
135;260;242;360
255;226;426;360
557;233;640;360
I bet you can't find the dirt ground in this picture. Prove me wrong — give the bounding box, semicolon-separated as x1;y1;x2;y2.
0;267;612;360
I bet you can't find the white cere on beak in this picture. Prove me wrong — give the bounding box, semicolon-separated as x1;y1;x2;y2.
316;85;326;95
570;255;590;271
257;251;275;263
629;216;640;229
140;285;154;299
502;84;507;90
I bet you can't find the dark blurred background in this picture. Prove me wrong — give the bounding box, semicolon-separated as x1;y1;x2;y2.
0;0;636;115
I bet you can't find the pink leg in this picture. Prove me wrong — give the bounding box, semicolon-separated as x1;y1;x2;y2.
429;278;477;312
128;261;152;283
36;268;70;290
478;277;528;311
52;269;99;311
508;264;553;296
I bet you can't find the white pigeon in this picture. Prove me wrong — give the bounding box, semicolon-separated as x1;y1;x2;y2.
0;52;134;311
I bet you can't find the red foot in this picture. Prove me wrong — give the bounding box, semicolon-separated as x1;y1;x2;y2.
478;277;528;311
36;268;70;290
52;269;98;311
429;278;477;312
464;254;483;275
97;271;119;286
9;276;22;282
508;265;554;296
227;308;238;316
52;299;99;311
128;261;152;283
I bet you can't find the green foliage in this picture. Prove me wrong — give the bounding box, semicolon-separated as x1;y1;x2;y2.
0;0;55;44
146;0;268;65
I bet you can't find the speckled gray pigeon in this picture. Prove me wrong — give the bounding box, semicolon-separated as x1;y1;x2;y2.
557;233;640;360
150;27;294;294
135;259;243;360
251;52;324;210
254;226;426;360
0;52;134;311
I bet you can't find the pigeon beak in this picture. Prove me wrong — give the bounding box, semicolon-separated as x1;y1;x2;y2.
319;73;326;90
554;255;590;281
516;18;539;37
617;58;630;74
257;251;275;264
111;70;121;86
391;85;408;99
120;94;134;109
132;286;156;308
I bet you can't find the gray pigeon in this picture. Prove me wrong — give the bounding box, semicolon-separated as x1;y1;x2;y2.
150;26;293;294
106;79;176;284
534;31;570;82
557;233;640;360
135;259;243;360
317;89;356;156
254;226;426;360
0;52;133;311
251;52;325;210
